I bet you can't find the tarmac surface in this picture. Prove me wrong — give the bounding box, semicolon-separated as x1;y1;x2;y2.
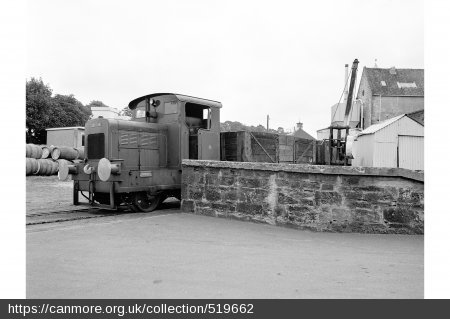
27;205;424;299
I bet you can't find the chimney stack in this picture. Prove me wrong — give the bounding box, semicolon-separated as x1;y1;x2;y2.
296;122;303;130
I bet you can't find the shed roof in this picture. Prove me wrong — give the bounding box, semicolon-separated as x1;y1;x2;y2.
46;126;85;131
358;114;405;136
363;67;424;96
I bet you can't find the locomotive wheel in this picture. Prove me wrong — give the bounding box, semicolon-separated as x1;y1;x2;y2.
132;192;161;212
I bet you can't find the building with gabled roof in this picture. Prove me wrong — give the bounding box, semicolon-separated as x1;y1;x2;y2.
352;114;423;170
291;122;315;140
356;67;424;129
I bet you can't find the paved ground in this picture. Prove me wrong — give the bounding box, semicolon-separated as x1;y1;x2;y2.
27;208;423;298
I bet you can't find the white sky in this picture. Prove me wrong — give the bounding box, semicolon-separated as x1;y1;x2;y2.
26;0;424;136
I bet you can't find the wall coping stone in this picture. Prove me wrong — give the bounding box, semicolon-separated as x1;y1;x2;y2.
182;160;424;183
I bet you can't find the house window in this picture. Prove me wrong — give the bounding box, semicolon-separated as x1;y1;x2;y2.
381;81;386;86
362;90;365;96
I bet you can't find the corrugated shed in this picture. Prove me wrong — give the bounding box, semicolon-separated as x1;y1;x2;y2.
358;114;405;136
363;68;424;96
399;136;424;170
352;134;374;167
373;142;397;167
352;115;423;170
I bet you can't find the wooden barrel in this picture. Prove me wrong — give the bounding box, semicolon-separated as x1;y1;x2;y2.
75;146;85;159
29;144;43;159
26;158;32;175
36;159;47;175
30;158;40;175
41;146;50;158
50;160;59;175
26;144;32;158
52;146;79;160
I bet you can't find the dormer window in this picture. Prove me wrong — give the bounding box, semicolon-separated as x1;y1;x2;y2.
397;82;417;88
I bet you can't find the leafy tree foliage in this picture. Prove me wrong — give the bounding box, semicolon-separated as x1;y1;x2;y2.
119;107;133;117
26;78;54;144
51;94;91;128
26;78;92;144
86;100;108;108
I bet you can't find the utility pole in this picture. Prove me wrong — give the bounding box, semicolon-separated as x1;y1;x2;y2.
266;115;269;131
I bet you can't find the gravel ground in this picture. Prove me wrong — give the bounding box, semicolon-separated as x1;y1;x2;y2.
26;176;87;215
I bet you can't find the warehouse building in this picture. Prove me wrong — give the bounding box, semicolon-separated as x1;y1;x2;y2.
351;114;423;170
357;67;424;129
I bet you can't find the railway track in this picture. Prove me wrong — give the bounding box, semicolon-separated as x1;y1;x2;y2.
26;200;180;226
26;208;126;226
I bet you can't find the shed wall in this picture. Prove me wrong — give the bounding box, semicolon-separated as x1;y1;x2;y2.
46;129;83;148
352;134;374;167
399;136;424;170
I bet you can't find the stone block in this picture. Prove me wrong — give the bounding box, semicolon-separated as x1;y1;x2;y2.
278;193;298;205
300;198;315;206
236;202;263;215
221;188;238;201
205;188;221;202
219;176;235;186
238;177;263;188
383;207;419;224
205;174;219;186
354;208;381;223
345;200;372;209
181;200;195;213
188;186;204;200
315;191;342;205
211;202;234;213
321;184;334;191
341;176;361;185
181;183;188;199
331;208;352;223
275;178;291;187
301;180;321;191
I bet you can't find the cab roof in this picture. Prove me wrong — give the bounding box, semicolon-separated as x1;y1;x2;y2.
128;93;222;110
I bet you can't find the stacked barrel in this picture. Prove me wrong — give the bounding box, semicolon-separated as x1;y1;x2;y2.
26;143;84;176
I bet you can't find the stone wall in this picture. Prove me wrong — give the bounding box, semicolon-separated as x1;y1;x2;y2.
181;160;424;234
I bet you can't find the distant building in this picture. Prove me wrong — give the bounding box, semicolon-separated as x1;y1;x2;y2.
291;122;315;140
91;106;120;119
357;67;424;129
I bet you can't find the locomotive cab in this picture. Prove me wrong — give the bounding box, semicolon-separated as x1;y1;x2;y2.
60;93;221;212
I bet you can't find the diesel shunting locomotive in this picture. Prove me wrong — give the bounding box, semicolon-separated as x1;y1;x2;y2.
58;93;222;212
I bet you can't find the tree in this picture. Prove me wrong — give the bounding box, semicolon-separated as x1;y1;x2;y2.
26;78;92;144
86;100;108;108
51;94;91;128
119;107;133;117
26;78;54;144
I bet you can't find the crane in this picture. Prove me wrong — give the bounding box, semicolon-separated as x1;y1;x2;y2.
328;58;359;165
